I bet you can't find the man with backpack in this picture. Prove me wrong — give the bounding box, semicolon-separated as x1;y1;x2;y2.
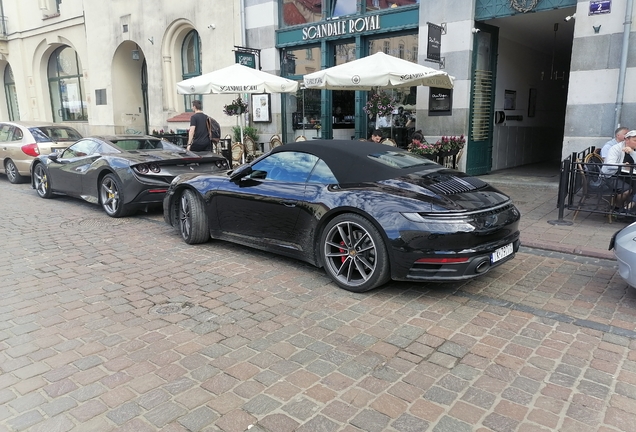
186;100;219;152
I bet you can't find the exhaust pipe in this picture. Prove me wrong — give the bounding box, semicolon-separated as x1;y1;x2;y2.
475;259;490;274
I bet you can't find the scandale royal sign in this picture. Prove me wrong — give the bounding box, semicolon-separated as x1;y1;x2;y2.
302;15;380;41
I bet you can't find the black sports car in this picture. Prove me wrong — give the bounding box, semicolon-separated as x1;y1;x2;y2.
31;135;229;217
164;140;521;292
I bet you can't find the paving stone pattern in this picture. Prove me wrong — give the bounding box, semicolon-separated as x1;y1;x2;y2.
1;180;636;431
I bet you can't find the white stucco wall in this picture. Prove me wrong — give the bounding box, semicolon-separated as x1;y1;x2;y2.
0;0;244;136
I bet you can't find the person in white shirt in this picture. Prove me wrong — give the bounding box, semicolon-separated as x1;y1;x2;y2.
601;130;636;210
600;127;629;159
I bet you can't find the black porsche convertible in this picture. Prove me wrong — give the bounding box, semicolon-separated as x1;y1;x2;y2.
164;140;521;292
31;135;229;217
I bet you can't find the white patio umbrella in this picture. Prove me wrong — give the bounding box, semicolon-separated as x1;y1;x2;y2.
303;51;454;90
176;63;299;159
303;52;453;141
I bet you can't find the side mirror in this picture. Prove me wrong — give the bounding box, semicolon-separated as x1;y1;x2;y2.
48;153;60;162
229;164;253;181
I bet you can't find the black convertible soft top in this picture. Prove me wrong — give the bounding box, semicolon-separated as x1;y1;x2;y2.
270;139;437;184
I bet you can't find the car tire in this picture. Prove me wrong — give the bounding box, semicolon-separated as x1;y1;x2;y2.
178;189;210;244
99;174;130;218
33;164;52;198
5;159;27;184
320;213;390;292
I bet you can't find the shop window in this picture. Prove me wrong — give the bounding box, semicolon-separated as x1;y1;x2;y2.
181;30;202;111
370;34;418;63
48;46;87;122
281;0;322;27
332;0;356;16
4;65;19;121
282;46;321;77
335;42;355;66
365;0;418;12
292;88;321;131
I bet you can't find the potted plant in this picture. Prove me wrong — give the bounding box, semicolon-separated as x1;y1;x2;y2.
435;135;466;157
363;91;396;126
407;138;438;160
223;97;248;117
232;126;258;143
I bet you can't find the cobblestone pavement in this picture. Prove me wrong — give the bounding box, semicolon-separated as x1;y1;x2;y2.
1;177;636;432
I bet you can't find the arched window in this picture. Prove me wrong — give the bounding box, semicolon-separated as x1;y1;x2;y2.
4;65;19;121
181;30;201;111
48;46;87;122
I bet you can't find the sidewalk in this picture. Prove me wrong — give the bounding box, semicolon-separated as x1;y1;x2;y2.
477;163;627;261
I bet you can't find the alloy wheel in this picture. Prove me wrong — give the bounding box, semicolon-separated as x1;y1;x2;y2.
323;220;378;288
33;164;51;198
179;193;192;240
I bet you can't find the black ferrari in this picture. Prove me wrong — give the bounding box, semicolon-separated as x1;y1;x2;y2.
30;135;229;217
164;140;521;292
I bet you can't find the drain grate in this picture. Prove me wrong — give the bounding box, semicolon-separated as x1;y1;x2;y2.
150;302;194;315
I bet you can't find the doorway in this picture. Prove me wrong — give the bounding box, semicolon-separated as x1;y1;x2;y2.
467;7;575;175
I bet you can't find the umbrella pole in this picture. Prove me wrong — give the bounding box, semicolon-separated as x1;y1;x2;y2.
302;89;306;137
239;93;245;164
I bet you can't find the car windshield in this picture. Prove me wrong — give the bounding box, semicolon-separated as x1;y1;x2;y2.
367;151;436;169
111;139;182;151
31;126;82;143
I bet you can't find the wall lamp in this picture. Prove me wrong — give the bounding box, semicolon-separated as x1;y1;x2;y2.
564;14;575;22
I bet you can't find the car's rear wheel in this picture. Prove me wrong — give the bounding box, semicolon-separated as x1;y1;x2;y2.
100;174;130;218
321;213;390;292
178;189;209;244
33;164;52;198
5;159;26;184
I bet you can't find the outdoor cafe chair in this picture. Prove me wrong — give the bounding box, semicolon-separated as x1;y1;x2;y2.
231;142;244;167
573;159;616;223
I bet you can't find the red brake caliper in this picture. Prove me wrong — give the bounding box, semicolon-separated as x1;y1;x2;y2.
339;241;346;263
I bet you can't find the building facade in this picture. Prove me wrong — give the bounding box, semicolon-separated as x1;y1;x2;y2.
0;0;634;175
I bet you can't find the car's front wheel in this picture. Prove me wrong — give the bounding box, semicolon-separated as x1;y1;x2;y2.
99;174;130;218
178;189;210;244
5;159;27;184
321;213;390;292
33;164;52;198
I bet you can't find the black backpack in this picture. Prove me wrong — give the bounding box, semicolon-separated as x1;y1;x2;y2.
206;116;220;144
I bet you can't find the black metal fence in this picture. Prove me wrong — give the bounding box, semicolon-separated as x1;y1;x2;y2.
555;146;636;222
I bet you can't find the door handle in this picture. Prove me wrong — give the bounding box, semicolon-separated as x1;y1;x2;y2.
281;200;297;207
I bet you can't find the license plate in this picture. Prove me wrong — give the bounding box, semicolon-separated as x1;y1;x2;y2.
491;243;513;263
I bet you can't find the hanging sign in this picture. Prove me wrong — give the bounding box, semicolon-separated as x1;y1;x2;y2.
426;23;442;62
589;0;611;15
429;87;452;116
235;52;256;69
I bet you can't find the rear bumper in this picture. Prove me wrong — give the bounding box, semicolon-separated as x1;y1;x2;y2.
400;237;520;281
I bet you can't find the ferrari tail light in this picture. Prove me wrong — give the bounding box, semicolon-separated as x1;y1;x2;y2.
136;164;149;174
149;163;161;173
21;143;40;157
416;257;469;264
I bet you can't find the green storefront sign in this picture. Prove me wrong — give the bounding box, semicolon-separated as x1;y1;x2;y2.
235;52;256;69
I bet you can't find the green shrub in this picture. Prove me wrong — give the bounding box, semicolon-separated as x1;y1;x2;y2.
232;126;258;143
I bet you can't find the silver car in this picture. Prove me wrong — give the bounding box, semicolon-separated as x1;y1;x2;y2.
0;121;82;183
610;221;636;287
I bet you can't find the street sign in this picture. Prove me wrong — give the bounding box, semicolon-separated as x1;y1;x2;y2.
589;0;611;15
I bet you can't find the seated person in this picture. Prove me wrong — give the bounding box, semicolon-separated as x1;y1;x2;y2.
370;129;383;143
410;130;424;147
601;130;636;208
601;127;629;160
